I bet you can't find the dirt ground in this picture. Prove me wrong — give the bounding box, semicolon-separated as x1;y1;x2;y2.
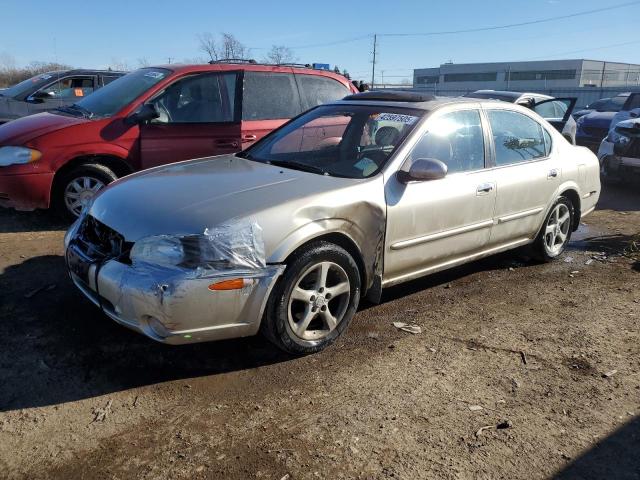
0;182;638;480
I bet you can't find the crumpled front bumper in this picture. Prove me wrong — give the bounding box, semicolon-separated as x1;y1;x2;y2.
67;253;284;345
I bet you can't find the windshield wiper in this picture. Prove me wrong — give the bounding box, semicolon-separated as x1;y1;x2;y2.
68;104;94;119
267;159;329;176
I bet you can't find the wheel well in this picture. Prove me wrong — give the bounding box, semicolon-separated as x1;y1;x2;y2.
51;155;133;200
561;189;581;231
285;232;368;292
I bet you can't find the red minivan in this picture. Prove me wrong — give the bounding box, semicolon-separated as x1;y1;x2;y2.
0;62;357;218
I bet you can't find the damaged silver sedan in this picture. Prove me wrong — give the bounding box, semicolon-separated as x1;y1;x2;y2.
65;91;601;354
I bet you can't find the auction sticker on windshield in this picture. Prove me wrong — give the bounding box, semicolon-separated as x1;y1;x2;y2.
373;113;419;124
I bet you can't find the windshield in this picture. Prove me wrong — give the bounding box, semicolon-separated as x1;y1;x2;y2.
239;104;423;178
74;68;171;117
1;72;65;98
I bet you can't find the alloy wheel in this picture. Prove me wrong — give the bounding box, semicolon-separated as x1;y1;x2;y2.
544;203;571;256
287;261;351;341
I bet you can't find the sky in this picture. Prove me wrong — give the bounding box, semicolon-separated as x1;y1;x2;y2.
1;0;639;83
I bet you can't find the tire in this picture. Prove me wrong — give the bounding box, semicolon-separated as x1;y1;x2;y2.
531;196;574;262
262;241;361;355
53;163;117;221
600;156;621;185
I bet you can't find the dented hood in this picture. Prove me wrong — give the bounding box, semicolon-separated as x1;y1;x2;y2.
90;154;366;242
0;111;88;145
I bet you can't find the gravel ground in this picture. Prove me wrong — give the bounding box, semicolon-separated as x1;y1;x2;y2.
0;182;638;480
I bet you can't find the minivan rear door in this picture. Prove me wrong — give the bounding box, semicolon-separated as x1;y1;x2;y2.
532;97;577;133
138;71;241;169
240;70;303;149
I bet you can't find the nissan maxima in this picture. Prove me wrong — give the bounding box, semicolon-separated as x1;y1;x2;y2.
65;91;600;354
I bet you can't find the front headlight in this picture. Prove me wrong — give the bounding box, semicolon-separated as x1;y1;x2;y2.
130;236;186;268
0;146;42;167
606;130;630;145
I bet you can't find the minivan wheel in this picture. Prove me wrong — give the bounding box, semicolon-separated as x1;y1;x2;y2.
263;241;361;355
532;196;574;262
54;164;117;220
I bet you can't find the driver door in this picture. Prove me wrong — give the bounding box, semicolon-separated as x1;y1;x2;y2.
26;75;96;115
138;72;241;170
384;108;497;284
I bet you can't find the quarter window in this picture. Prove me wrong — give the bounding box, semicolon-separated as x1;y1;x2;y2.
486;110;546;166
150;72;237;123
409;110;485;173
242;72;302;120
296;74;350;110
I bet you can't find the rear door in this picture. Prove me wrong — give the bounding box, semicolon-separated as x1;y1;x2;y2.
532;97;576;134
139;71;241;169
240;70;303;149
485;107;560;245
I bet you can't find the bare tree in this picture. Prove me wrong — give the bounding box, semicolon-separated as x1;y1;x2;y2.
263;45;297;65
108;58;130;71
198;32;248;62
137;57;150;68
198;32;218;61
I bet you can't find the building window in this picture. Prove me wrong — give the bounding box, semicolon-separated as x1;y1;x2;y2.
443;72;497;82
416;75;439;85
509;69;576;81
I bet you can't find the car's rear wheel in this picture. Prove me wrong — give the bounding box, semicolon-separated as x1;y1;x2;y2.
263;241;361;355
54;163;117;220
532;196;574;262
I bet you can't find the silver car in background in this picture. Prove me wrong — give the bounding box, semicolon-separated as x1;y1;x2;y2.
65;91;600;354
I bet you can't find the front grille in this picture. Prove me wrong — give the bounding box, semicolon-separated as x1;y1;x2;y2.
625;139;640;158
74;215;132;263
582;126;608;139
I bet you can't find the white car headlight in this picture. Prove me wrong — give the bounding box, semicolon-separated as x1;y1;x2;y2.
130;236;186;268
0;146;42;167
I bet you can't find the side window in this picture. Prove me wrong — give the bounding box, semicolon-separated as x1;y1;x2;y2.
487;110;546;166
532;101;556;119
242;72;302;120
39;77;95;99
296;74;350;110
102;75;121;86
409;110;485;174
150;72;236;124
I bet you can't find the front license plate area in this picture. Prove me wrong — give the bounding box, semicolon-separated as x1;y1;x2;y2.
67;244;93;285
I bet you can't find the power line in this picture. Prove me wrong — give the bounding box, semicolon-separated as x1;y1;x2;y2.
526;40;640;61
378;1;640;37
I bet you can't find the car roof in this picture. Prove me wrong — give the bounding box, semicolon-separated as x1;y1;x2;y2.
46;69;127;75
147;62;352;85
466;90;553;102
332;90;482;110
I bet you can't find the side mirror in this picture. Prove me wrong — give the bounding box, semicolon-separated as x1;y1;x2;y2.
397;158;448;184
125;103;159;125
27;91;53;103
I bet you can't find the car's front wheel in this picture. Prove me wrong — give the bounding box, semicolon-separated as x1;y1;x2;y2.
263;241;361;355
54;163;117;220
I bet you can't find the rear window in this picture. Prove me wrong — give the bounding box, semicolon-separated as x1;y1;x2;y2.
242;72;302;120
296;74;350;110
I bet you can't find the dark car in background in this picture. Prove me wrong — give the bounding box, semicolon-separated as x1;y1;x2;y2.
0;62;356;218
573;93;629;120
464;90;577;144
0;69;126;124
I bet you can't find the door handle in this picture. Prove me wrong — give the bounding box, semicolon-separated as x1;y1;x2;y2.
215;139;240;148
476;182;494;195
242;134;257;143
548;168;558;178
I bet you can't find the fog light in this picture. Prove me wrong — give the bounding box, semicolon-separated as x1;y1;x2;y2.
146;315;169;338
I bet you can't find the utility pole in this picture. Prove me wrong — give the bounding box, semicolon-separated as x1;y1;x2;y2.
371;34;377;88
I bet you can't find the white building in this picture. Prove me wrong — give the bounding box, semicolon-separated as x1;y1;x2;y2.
414;59;640;91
